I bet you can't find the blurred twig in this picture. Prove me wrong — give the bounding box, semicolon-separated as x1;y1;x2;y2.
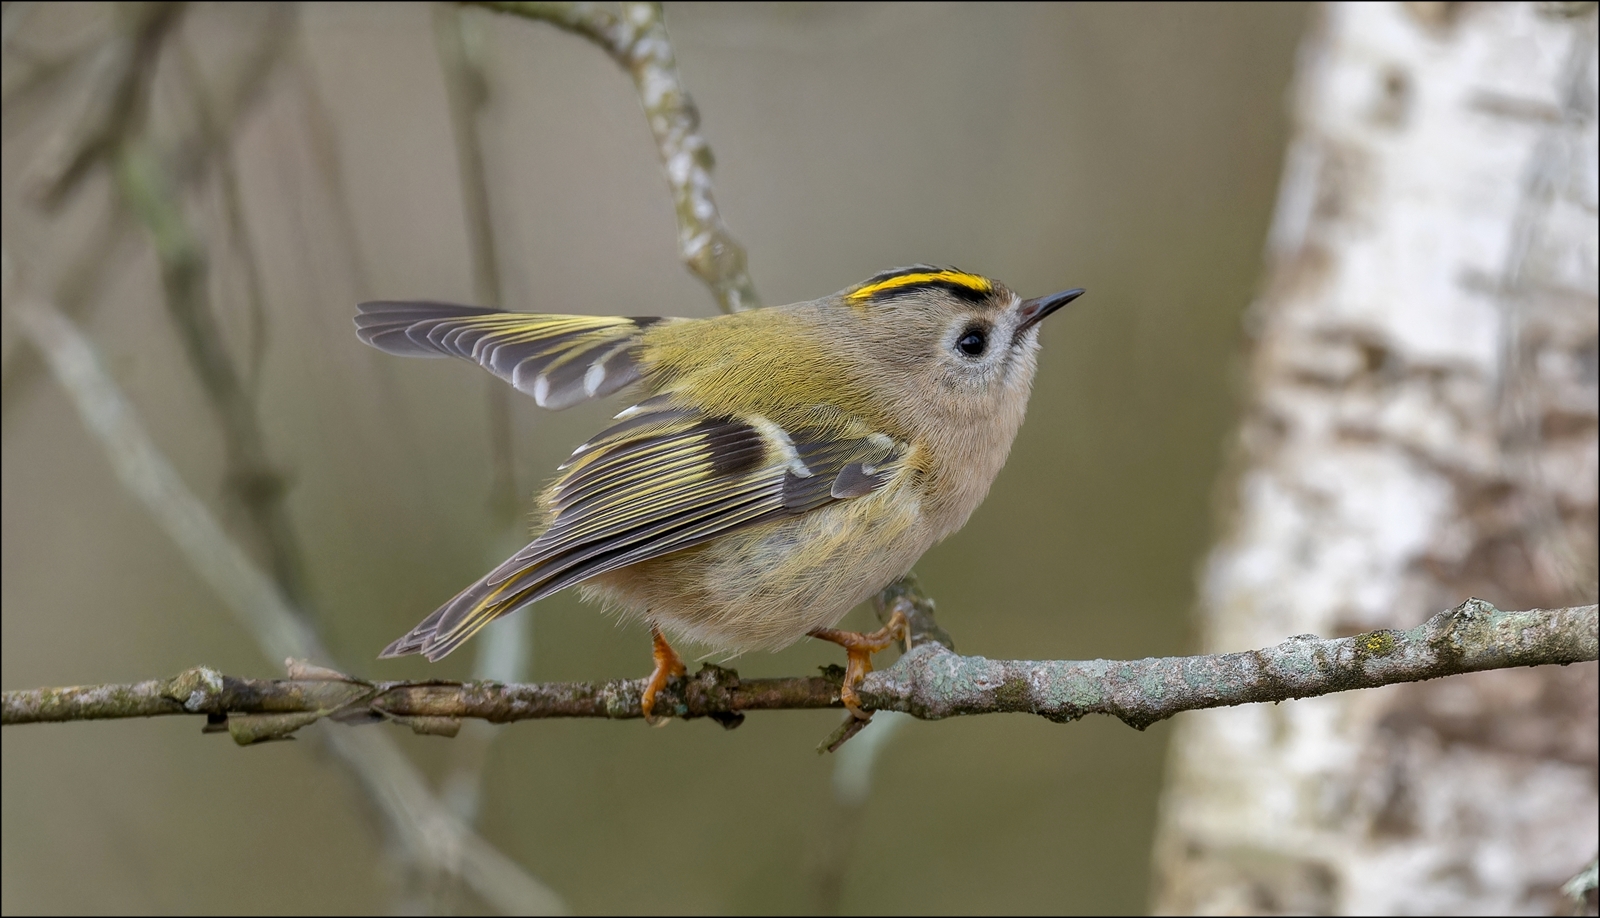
171;7;295;393
466;1;761;312
282;32;375;297
435;2;518;520
813;709;911;912
8;600;1594;730
81;3;304;611
1491;20;1600;600
0;3;180;417
2;2;291;420
10;300;566;915
114;138;313;608
14;302;323;666
20;0;181;208
432;4;532;850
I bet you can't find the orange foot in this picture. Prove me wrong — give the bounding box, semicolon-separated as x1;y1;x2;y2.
808;610;909;720
641;624;687;725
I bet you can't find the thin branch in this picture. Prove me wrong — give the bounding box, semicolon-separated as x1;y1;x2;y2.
7;601;1593;732
114;136;314;609
282;32;376;297
171;5;296;395
467;1;760;312
10;300;565;915
431;5;531;844
13;301;322;663
4;3;291;424
869;600;1595;727
20;1;183;208
435;2;519;519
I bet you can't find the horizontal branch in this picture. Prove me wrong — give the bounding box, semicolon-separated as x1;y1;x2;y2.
5;600;1593;740
870;599;1596;728
14;301;564;911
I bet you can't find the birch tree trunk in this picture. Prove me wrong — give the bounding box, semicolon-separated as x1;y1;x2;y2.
1152;3;1599;915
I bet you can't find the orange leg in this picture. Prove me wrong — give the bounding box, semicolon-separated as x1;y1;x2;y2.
808;610;909;720
641;624;687;725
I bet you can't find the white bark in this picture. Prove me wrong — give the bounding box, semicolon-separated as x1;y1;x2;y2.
1153;3;1599;915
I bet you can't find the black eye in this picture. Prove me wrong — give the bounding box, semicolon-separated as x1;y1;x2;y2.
956;326;988;357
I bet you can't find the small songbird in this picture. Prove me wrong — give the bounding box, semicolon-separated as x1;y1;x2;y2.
357;267;1082;721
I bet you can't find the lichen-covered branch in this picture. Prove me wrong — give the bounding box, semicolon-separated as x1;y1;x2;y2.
466;1;760;312
866;599;1595;728
7;601;1593;738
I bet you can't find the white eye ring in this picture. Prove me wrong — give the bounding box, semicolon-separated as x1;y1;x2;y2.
955;324;989;358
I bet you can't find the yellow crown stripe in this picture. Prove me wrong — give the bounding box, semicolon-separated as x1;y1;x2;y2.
846;270;992;304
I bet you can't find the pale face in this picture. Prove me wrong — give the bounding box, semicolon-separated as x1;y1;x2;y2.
845;289;1040;432
930;291;1038;396
809;268;1079;437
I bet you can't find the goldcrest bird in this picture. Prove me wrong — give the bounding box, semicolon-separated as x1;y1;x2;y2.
357;266;1083;721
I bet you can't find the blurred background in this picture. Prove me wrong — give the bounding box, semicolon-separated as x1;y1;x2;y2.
1;1;1401;913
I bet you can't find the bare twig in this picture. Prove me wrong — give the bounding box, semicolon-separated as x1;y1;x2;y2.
114;138;313;608
20;1;182;207
11;301;565;915
4;3;290;423
466;1;760;312
14;302;321;662
432;4;532;844
813;709;912;911
282;32;375;297
171;6;296;394
8;600;1593;731
435;2;518;518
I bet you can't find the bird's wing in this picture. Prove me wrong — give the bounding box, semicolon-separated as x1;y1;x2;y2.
381;397;906;660
355;301;673;409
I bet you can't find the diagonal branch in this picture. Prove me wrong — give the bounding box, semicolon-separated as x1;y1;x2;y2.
7;601;1594;733
114;137;314;609
2;2;291;417
20;1;183;208
465;1;760;312
11;300;565;914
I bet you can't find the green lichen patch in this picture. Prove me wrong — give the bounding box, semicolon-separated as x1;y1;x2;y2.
165;666;225;712
1354;630;1400;658
993;676;1033;711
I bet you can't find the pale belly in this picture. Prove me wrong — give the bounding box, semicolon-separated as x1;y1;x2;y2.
578;487;931;654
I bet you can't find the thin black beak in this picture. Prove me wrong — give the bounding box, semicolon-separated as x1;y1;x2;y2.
1016;287;1085;333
